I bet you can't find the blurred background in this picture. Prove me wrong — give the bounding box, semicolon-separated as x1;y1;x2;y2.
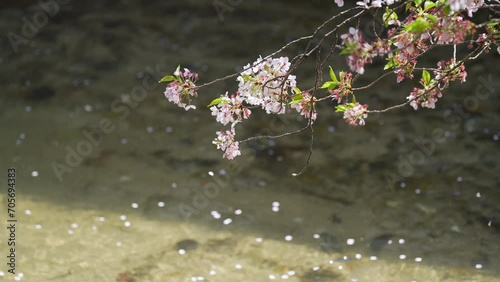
0;1;499;281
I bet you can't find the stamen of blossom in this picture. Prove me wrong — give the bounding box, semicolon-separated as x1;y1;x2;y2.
213;128;241;160
164;68;199;111
343;103;368;126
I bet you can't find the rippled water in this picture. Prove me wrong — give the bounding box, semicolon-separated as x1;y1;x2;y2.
0;1;499;281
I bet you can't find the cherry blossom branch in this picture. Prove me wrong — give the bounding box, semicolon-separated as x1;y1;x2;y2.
369;43;490;113
159;0;500;168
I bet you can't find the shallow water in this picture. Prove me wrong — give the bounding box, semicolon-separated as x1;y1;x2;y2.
0;1;499;281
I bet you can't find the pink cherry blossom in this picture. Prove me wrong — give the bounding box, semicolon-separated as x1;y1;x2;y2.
329;71;353;103
290;92;317;121
356;0;400;8
340;28;376;75
163;67;199;111
407;87;443;110
237;56;296;114
213;128;241;160
448;0;484;17
343;103;368;126
434;59;467;85
210;92;251;126
433;11;474;45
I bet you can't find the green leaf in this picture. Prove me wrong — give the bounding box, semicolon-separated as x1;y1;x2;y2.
335;103;353;113
292;87;301;95
290;93;304;105
405;2;412;11
383;7;398;26
175;65;181;74
405;17;430;33
335;103;356;113
329;66;338;82
422;70;431;85
320;81;340;90
158;75;176;83
487;19;500;29
339;42;357;55
339;49;351;55
335;105;347;112
442;5;451;16
384;57;396;70
239;74;251;82
425;13;437;23
320;81;330;89
424;1;436;11
352;95;357;104
207;97;223;107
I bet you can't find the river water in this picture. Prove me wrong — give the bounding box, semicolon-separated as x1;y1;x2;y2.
0;1;499;281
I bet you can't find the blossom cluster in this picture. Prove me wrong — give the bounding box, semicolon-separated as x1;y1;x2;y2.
340;27;375;75
407;59;467;110
389;29;426;82
162;67;199;111
213;128;240;160
448;0;484;17
343;103;368;126
355;0;400;8
208;56;297;159
407;87;442;110
434;11;475;45
434;59;467;85
337;0;484;114
290;92;317;121
237;56;297;114
210;92;251;126
339;0;480;83
329;71;353;103
334;0;400;8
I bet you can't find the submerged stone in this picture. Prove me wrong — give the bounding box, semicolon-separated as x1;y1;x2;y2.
174;239;198;252
369;233;393;252
300;269;343;281
316;232;342;253
25;86;55;101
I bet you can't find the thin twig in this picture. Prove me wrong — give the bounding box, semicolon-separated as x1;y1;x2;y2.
291;123;314;177
239;124;310;143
